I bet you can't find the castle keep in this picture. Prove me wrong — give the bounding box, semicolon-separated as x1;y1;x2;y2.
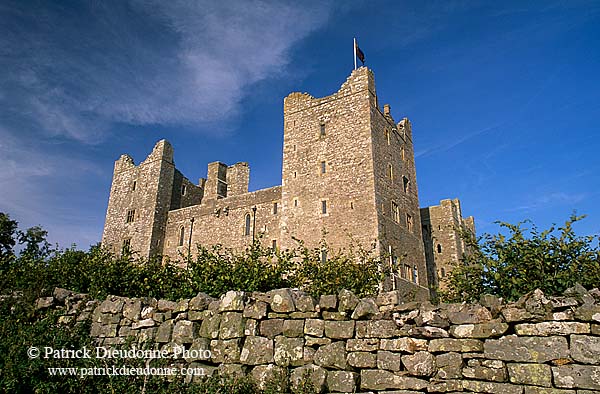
101;67;474;292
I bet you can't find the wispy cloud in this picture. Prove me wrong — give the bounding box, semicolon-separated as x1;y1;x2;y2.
506;192;589;213
0;0;331;143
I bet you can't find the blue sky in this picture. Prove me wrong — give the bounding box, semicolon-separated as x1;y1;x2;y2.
1;0;599;249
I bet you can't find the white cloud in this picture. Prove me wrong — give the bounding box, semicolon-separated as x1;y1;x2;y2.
0;0;331;143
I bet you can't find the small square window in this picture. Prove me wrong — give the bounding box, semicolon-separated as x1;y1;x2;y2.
126;209;135;223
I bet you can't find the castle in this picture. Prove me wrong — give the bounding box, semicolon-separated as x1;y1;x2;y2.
101;67;474;293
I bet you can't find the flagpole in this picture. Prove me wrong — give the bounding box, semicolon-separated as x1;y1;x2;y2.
353;37;357;70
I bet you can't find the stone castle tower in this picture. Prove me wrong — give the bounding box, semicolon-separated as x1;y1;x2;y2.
101;67;474;294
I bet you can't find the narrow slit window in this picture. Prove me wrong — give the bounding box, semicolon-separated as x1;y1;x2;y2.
293;171;297;179
388;164;393;181
122;238;131;253
272;239;277;250
320;249;327;263
412;266;418;283
403;176;410;193
437;244;442;253
181;184;187;195
320;123;326;137
350;201;354;210
392;202;400;223
244;214;251;236
385;129;390;145
273;202;278;215
320;161;326;174
406;213;413;232
131;181;136;191
294;198;298;207
321;200;327;214
178;226;185;246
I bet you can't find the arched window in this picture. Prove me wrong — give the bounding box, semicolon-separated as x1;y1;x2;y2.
244;213;251;236
437;244;442;253
178;226;185;246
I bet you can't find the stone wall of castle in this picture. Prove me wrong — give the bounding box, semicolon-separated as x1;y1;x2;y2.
421;199;476;291
38;285;600;393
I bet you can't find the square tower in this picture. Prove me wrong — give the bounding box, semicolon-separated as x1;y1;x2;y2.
280;67;428;289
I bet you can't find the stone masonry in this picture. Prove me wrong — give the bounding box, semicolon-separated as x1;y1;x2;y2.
39;284;600;393
101;67;475;293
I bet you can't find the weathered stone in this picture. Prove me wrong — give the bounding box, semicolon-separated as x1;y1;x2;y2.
283;319;304;337
447;303;492;324
552;365;600;390
380;338;427;352
220;291;245;312
347;338;379;352
96;312;121;325
290;364;327;393
322;311;346;320
294;293;316;312
243;300;268;319
347;351;376;368
551;296;580;310
305;337;330;347
401;351;436;377
408;326;449;338
377;351;401;371
463;361;507;382
118;325;132;337
428;380;463;392
303;346;315;363
260;319;284;339
244;319;258;336
393;309;420;327
364;320;401;338
429;338;483;353
502;306;535;322
199;314;220;339
274;336;304;366
210;339;241;364
289;312;319;319
570;335;600;364
185;338;211;362
351;298;379;319
415;307;449;328
140;306;154;319
592;324;600;335
518;289;553;317
319;295;337;310
269;289;295;313
304;319;324;337
450;320;509;338
552;311;574;321
172;320;196;343
219;312;245;339
173;299;188;313
217;363;245;378
189;292;214;310
187;310;204;321
574;304;600;322
251;364;286;391
240;336;274;365
515;321;589;336
360;370;428;391
523;387;576;394
376;291;403;306
313;341;347;369
327;370;357;392
337;289;359;313
484;335;569;362
53;288;73;303
324;321;354;339
435;352;462;379
462;380;522;394
156;320;173;343
157;299;177;312
131;318;155;329
508;363;552;387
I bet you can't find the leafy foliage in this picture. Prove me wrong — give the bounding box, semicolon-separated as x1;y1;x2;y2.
441;214;600;302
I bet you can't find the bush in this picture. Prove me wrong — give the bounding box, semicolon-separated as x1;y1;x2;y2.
441;214;600;302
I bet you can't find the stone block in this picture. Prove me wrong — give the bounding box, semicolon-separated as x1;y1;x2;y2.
220;291;245;312
338;289;359;312
313;341;347;369
446;303;492;324
294;293;316;312
571;335;600;364
219;312;245;339
99;297;124;314
199;314;220;339
290;364;327;393
324;320;354;339
123;299;141;320
347;338;379;352
449;320;509;338
156;320;173;343
347;351;376;368
462;380;522;394
484;335;568;362
306;337;331;347
435;352;462;379
240;336;274;365
244;319;258;336
401;351;436;377
157;299;177;312
507;363;552;387
274;336;304;366
251;364;286;391
351;298;379;319
260;319;284;339
515;321;590;336
380;338;427;352
210;339;241;364
131;318;155;330
364;320;401;338
360;370;428;391
189;292;214;311
552;365;600;390
268;289;295;313
319;295;337;310
283;319;304;337
377;351;401;371
428;338;483;353
327;371;357;392
185;338;211;362
243;300;268;319
304;319;324;337
172;320;196;343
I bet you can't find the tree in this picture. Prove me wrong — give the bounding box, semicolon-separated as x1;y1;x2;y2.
441;214;600;302
0;212;18;261
18;226;51;260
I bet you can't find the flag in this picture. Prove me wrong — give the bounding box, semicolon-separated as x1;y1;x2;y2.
355;41;365;64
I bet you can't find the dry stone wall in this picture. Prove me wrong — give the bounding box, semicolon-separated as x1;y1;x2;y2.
39;285;600;393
